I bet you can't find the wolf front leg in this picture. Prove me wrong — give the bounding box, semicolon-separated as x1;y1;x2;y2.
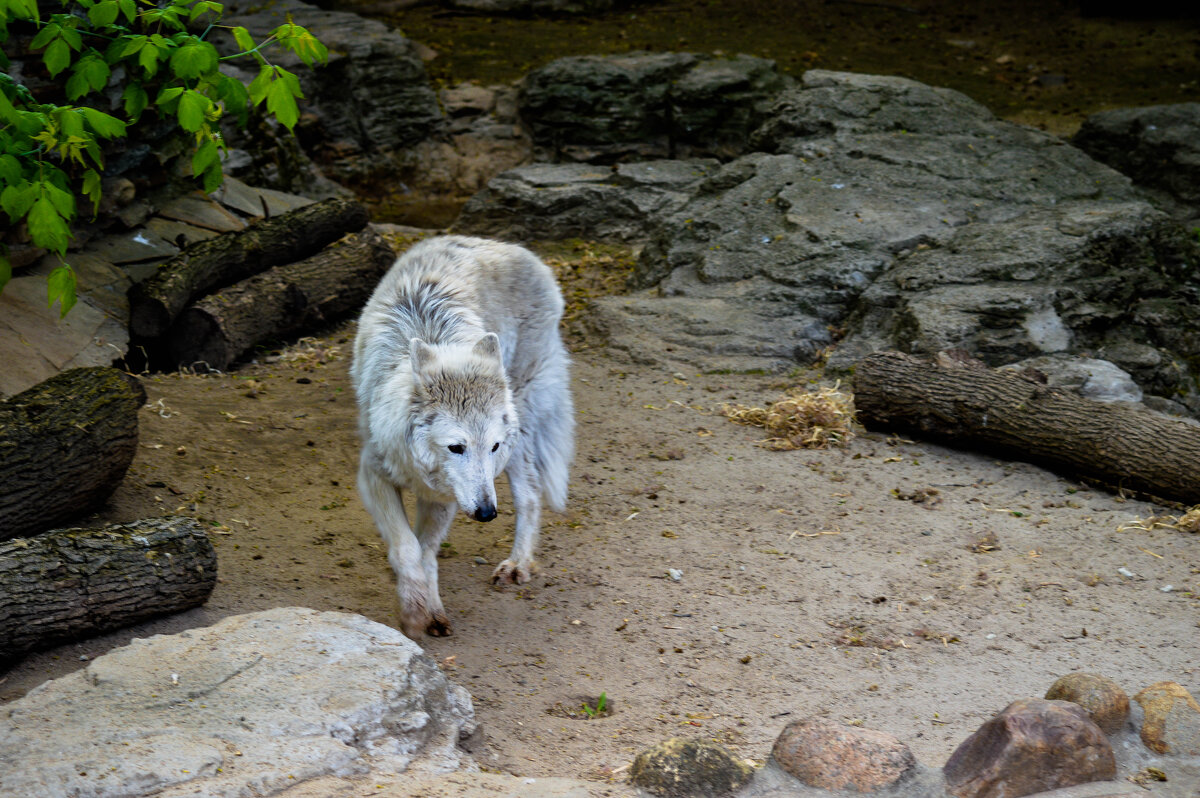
414;497;456;636
492;453;541;585
358;455;437;638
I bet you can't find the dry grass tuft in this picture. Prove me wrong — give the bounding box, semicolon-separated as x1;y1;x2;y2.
1118;506;1200;534
721;382;856;450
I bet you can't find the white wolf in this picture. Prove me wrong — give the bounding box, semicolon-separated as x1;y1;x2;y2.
351;235;574;638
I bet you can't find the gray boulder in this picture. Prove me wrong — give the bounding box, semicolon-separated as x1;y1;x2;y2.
583;71;1200;412
0;607;477;797
1072;103;1200;223
519;52;790;163
454;159;719;242
220;0;442;187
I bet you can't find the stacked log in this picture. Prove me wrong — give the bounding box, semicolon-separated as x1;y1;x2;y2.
0;517;217;662
0;367;145;541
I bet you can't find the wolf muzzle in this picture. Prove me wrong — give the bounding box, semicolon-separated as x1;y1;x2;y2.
473;503;497;522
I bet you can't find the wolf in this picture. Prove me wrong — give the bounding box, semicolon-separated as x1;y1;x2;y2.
351;235;574;638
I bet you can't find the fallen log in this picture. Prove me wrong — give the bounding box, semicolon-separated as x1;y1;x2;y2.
165;227;396;371
0;367;146;541
852;350;1200;505
0;517;216;663
129;197;370;339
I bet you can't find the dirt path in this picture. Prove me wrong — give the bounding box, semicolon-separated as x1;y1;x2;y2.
4;299;1198;781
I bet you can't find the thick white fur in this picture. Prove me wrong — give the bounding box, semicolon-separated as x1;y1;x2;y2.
351;235;574;638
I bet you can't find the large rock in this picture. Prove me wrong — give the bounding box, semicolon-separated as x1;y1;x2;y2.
1072;103;1200;222
1132;681;1200;756
1045;673;1131;736
220;0;441;187
769;716;918;792
454;160;718;241
943;698;1116;798
579;70;1200;413
629;737;753;798
0;607;477;797
518;52;790;163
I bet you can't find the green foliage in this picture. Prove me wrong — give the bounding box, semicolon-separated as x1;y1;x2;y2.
581;691;607;718
0;0;327;316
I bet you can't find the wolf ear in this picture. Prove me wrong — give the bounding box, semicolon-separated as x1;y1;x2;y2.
472;333;501;362
410;338;436;375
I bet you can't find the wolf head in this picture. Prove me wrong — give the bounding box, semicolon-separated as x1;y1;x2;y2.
408;333;519;521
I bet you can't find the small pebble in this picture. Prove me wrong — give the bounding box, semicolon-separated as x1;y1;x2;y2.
667;568;683;582
1117;566;1136;579
473;556;488;565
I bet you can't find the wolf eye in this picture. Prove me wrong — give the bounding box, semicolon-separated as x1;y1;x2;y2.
448;444;465;454
491;442;500;453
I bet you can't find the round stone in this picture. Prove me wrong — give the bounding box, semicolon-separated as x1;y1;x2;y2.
629;737;753;798
1045;672;1130;735
770;716;916;792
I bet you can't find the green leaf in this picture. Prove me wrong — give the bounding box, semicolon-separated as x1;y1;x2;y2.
121;34;147;57
176;89;209;132
79;106;125;138
247;64;272;105
117;0;135;23
66;53;111;100
231;25;255;53
1;180;37;220
155;85;183;107
47;264;77;317
265;71;299;130
81;168;103;215
188;0;222;22
44;37;71;76
0;154;22;186
0;256;11;295
216;73;249;125
58;25;82;51
87;0;119;27
169;40;216;80
27;195;71;254
138;39;160;76
43;180;74;219
200;158;224;193
273;23;327;67
122;82;148;120
0;88;17;125
31;22;59;50
192;138;224;193
191;137;218;178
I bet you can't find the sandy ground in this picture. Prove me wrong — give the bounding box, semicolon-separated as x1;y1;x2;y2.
3;254;1199;790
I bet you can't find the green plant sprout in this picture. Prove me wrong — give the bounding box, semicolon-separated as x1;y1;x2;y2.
581;691;607;718
0;0;328;315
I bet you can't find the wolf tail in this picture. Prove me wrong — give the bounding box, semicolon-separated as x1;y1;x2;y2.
523;361;575;513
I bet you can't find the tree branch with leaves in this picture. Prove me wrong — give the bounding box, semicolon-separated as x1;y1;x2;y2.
0;0;327;314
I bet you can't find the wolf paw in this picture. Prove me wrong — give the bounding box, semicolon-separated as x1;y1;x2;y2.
491;559;532;585
426;613;453;637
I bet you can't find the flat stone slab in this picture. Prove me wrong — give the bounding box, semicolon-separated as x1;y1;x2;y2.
0;276;128;399
0;607;477;798
158;193;247;232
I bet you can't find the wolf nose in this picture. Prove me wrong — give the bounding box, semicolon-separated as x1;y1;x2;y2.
473;505;497;522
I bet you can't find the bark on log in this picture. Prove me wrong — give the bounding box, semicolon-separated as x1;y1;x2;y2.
0;517;216;663
129;197;370;339
0;367;146;541
852;350;1200;505
165;227;396;371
